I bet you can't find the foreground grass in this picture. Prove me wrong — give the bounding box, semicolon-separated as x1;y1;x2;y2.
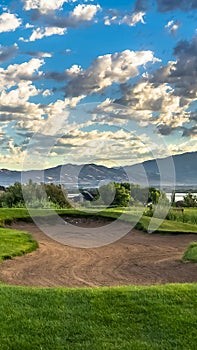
183;242;197;263
0;228;38;261
0;284;196;350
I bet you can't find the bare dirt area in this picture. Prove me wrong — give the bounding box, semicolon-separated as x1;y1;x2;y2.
0;216;196;287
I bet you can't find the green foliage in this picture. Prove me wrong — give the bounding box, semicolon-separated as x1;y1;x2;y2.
0;181;71;209
167;208;197;225
0;182;24;208
183;193;197;207
0;228;38;261
148;187;168;205
183;242;197;262
130;184;148;204
97;182;131;207
0;284;196;349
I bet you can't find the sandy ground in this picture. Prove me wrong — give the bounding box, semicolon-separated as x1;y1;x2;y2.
0;216;196;287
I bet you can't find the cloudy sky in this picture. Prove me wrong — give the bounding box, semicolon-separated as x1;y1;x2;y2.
0;0;197;170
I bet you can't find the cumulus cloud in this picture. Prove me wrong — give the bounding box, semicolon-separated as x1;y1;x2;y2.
28;4;101;29
21;3;100;41
0;44;18;64
27;26;66;41
22;0;77;14
0;58;44;90
56;50;159;97
0;12;21;33
50;128;154;165
69;4;100;22
113;35;197;136
0;81;42;118
152;35;197;99
116;81;190;130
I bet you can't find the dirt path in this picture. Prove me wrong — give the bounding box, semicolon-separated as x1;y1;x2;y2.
0;217;196;287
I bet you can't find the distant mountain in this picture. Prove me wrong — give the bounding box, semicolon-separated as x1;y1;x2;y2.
0;152;196;188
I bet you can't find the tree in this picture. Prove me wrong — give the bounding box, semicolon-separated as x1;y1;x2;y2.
98;182;130;207
171;190;176;206
44;183;71;208
183;193;197;207
0;181;71;209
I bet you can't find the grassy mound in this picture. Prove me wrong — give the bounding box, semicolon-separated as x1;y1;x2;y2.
0;284;196;349
0;208;197;234
0;228;38;261
183;242;197;263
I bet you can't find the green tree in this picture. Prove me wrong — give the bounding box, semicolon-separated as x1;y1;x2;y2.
98;182;130;207
0;181;71;209
183;193;197;207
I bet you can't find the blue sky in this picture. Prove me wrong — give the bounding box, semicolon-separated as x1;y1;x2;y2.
0;0;197;170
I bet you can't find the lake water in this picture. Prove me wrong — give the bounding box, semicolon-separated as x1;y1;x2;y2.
166;192;195;202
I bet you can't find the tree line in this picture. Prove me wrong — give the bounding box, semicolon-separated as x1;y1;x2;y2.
0;181;71;208
1;180;196;209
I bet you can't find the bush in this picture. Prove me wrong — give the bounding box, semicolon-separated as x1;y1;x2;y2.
0;181;71;209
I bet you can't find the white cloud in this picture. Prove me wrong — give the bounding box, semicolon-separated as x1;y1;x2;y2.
42;89;52;97
104;11;146;27
27;27;66;41
165;20;181;35
0;58;44;90
116;80;191;132
64;50;160;96
25;23;34;28
70;4;101;22
120;11;145;26
0;12;21;33
23;0;77;13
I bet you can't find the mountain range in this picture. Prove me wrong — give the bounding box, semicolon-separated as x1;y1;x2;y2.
0;152;196;189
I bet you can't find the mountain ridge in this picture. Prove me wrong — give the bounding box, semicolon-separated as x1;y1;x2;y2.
0;152;196;188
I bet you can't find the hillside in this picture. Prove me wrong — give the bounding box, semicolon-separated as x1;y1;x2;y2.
0;152;196;188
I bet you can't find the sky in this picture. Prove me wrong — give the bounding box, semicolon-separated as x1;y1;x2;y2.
0;0;197;170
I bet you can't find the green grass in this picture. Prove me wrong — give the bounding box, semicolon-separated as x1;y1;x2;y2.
0;208;98;226
99;208;197;233
0;208;196;349
0;207;197;234
167;208;197;225
0;284;196;350
0;228;38;261
183;242;197;263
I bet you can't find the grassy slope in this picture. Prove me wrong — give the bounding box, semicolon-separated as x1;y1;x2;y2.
0;284;196;350
183;242;197;262
99;209;197;233
0;228;38;261
0;207;197;233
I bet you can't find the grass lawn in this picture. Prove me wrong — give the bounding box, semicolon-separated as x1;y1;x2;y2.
99;209;197;233
183;242;197;263
0;208;196;349
0;228;38;261
0;207;197;234
0;208;95;226
0;284;196;350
